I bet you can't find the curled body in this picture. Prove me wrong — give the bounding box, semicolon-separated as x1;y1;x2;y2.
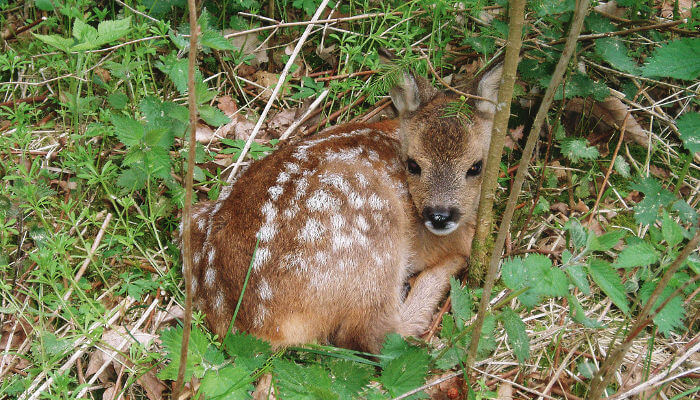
185;66;501;353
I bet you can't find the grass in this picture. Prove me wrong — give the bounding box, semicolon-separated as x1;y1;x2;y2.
1;0;699;398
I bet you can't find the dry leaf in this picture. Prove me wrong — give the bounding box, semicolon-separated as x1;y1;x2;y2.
658;0;693;19
195;123;216;143
217;95;237;116
252;373;275;400
224;31;269;67
102;384;119;400
155;304;185;328
504;125;525;150
266;108;297;138
564;96;649;147
593;1;627;18
496;382;514;400
253;71;284;100
219;114;256;140
94;67;111;83
573;199;590;214
551;202;570;215
316;43;338;69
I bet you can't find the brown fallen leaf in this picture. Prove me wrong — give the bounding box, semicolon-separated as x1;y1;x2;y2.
504;125;525;150
496;381;514;400
195;123;216;143
219;114;256;141
224;31;269;67
266;108;297;139
564;96;649;147
217;95;238;116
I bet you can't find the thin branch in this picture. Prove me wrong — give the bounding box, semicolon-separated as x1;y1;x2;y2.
172;0;199;396
547;19;684;45
466;0;527;366
227;0;331;183
279;89;329;140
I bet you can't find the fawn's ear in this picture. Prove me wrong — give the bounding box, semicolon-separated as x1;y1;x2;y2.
379;48;438;116
389;71;439;116
475;63;503;116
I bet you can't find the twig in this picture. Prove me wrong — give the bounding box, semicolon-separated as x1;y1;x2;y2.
419;50;493;103
227;0;331;183
303;94;366;135
541;342;581;398
172;0;200;396
114;0;161;23
0;94;48;107
1;16;46;40
279;89;329;140
547;19;684;45
391;371;461;400
315;70;378;82
466;0;527;366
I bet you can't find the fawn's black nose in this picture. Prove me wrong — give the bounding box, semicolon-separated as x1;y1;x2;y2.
422;206;460;231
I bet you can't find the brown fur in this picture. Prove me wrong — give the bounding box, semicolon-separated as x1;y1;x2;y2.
183;67;501;353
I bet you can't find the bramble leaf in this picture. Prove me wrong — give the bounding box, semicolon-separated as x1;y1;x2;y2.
565;264;590;295
595;37;640;74
589;229;626;252
616;242;658;269
676;112;700;154
200;105;231;127
561;138;599;163
629;177;675;225
199;365;254;399
662;213;683;247
640;281;686;335
379;344;430;398
588;259;629;315
642;38;700;80
450;277;472;323
501;307;529;362
223;332;271;372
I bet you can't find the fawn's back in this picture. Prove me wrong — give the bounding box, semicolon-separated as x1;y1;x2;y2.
185;65;501;352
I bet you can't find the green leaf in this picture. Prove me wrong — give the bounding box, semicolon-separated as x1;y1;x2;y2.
107;92;128;109
501;307;530;362
561;138;599;163
595;37;640;74
473;315;498;359
96;17;132;46
615;242;658;269
35;0;55;10
629;177;675;225
642;38;700;80
379;346;430;398
589;229;626;252
566;219;588;249
200;31;237;51
327;359;372;398
273;359;337;400
111;114;144;147
640;281;686;335
223;332;271;372
200;105;231;126
379;334;412;367
588;259;629;315
672;200;698;225
614;155;630;178
156;55;191;94
450;277;472;323
72;19;98;45
553;73;609;101
565;264;590;295
117;166;147;190
568;295;603;328
577;361;597;379
199;365;254;399
463;35;496;55
158;326;210;381
662;213;683;247
33;34;75;52
676;112;700;154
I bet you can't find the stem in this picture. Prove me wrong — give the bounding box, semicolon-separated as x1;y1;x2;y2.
586;230;700;399
466;0;526;364
673;151;692;195
172;0;199;397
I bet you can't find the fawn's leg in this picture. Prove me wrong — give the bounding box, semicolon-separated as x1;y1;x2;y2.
397;257;464;337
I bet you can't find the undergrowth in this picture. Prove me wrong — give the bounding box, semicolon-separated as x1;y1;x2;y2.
0;0;698;398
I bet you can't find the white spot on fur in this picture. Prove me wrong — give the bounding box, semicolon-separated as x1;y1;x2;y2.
356;215;369;231
282;252;305;272
214;290;224;310
294;177;309;200
354;173;369;188
284;162;300;174
268;185;283;201
252;247;271;271
352;228;369;247
205;267;216;286
320;173;351;194
197;217;206;231
299;218;325;242
306;189;339;212
253;305;268;328
261;201;277;220
194;251;203;265
208;248;216;265
258;278;273;301
332;233;353;251
330;214;345;230
277;171;290;184
283;203;299;219
347;192;365;209
258;223;277;243
314;251;328;264
368;149;379;160
368;193;387;210
324;147;363;162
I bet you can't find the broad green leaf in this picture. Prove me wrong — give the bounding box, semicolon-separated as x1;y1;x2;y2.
501;307;530;362
72;19;98;45
588;259;629;315
379;347;430;398
589;230;626;252
200;31;237;51
565;264;590;295
629;177;675;225
474;315;498;360
662;213;683;247
158;326;210;380
585;13;615;33
534;0;575;16
614;155;630;178
595;37;640;74
379;334;412;367
107;92;128;109
199;365;254;399
463;35;496;55
223;332;271;372
156;55;191;94
561;138;599;163
33;34;75;52
111;114;144;147
200;105;231;127
615;242;658;268
273;359;337;400
554;73;609;101
672;200;698;225
327;359;372;398
566;219;588;249
117;166;147;190
577;361;597;379
642;38;700;80
450;277;471;323
640;281;686;335
35;0;54;10
96;17;132;46
676;112;700;154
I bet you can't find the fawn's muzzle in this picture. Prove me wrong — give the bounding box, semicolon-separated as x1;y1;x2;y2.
422;206;461;236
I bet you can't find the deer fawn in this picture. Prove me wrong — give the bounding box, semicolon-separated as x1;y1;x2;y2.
184;63;501;353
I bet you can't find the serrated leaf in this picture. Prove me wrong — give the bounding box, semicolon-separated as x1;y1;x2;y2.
588;259;629;315
450;277;471;323
327;359;372;398
223;332;271;372
565;264;590;295
200;31;237;51
595;37;640;74
33;34;75;52
629;177;675;225
561;138;599;163
676;112;700;154
662;213;683;247
501;307;529;362
590;230;626;252
35;0;55;10
96;17;132;46
501;256;542;308
200;105;231;126
72;19;98;44
112;114;144;147
379;347;430;398
474;315;498;359
273;359;337;400
199;365;254;399
107;92;128;109
553;73;609;101
158;326;210;381
640;281;686;335
117;167;146;190
616;242;658;269
642;38;700;80
156;55;190;94
672;200;698;225
566;219;588;249
614;155;630;178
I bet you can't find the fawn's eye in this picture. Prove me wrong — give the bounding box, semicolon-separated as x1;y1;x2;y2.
466;160;483;177
406;158;421;175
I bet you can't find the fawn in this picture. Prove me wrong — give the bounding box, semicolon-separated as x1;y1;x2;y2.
184;64;501;353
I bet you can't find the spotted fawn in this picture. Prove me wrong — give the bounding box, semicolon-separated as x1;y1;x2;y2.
184;65;501;353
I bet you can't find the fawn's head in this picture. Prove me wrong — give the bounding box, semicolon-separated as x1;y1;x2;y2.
389;66;501;236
